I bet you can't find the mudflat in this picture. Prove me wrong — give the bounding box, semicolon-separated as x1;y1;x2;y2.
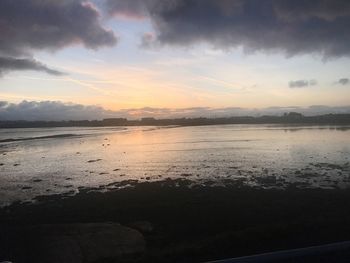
2;179;350;262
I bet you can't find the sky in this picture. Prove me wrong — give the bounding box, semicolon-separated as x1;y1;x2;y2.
0;0;350;120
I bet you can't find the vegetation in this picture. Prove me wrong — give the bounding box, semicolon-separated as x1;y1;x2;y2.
1;113;349;128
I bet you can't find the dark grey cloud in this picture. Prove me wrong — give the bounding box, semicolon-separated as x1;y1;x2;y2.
0;101;8;108
0;101;109;121
105;0;150;18
0;57;65;76
1;100;349;121
289;79;317;88
337;78;350;85
105;0;177;18
0;0;117;75
0;0;117;56
106;0;350;58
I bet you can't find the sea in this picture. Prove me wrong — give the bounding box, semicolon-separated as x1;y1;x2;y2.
0;124;349;206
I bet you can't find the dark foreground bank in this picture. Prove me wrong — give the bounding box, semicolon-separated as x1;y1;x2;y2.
2;179;350;262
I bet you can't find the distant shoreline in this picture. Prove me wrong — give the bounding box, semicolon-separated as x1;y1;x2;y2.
1;112;350;128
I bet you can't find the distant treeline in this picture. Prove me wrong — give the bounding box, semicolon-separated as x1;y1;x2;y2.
1;112;350;128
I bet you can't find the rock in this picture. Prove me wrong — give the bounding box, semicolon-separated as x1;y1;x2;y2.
128;221;154;234
255;176;277;185
33;179;43;183
297;173;317;178
204;180;215;186
3;223;145;263
87;159;102;163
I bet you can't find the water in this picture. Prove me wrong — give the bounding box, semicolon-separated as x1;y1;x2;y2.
0;124;349;206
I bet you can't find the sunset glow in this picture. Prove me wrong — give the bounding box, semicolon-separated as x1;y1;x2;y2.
1;1;349;120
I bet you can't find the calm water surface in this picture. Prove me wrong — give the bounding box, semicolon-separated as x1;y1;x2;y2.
0;124;349;206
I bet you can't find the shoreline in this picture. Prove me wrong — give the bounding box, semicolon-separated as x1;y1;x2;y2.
3;179;350;262
1;113;350;129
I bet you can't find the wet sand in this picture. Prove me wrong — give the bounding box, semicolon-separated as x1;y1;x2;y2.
1;124;349;206
2;179;350;262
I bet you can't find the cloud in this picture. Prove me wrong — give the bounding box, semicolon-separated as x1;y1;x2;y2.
289;79;317;88
106;0;350;58
140;32;157;48
337;78;350;85
1;100;349;121
0;101;8;108
105;0;150;18
0;101;109;121
0;0;117;75
0;0;117;56
289;80;309;88
0;57;65;76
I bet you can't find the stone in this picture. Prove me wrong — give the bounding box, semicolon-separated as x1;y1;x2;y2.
3;223;145;263
128;221;154;234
